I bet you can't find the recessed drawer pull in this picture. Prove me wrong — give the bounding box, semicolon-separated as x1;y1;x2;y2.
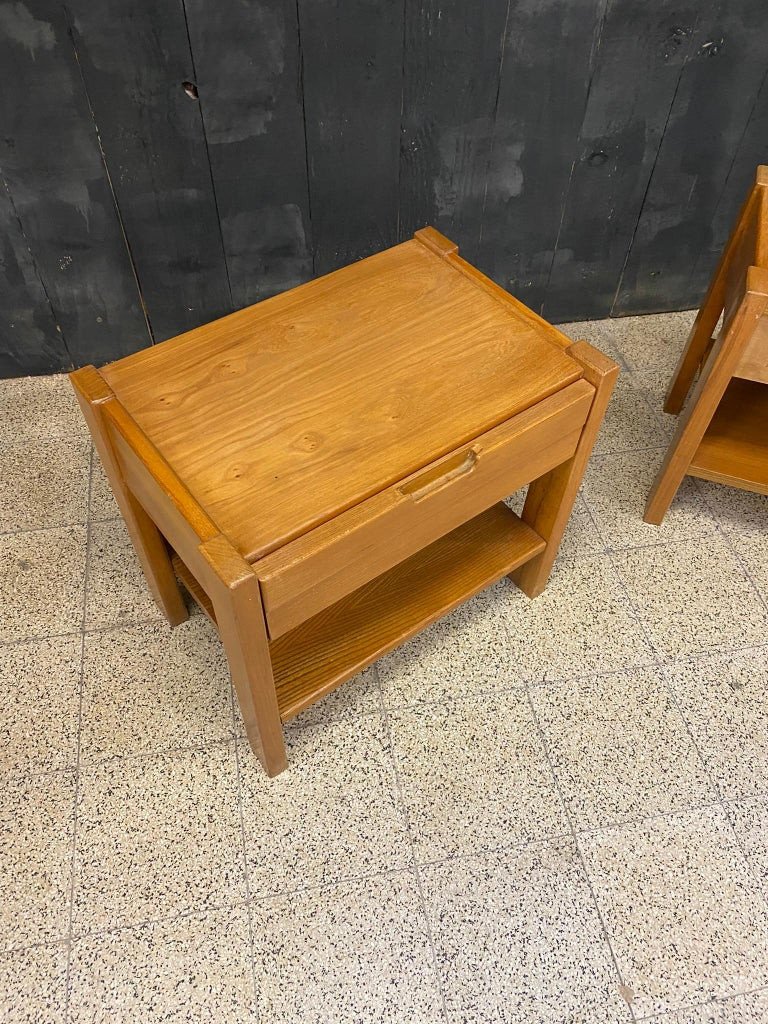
399;449;478;501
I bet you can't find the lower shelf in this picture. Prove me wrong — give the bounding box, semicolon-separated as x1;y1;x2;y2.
270;503;544;719
172;502;545;722
689;378;768;495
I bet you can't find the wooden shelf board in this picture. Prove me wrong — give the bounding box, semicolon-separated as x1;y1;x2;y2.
688;378;768;495
171;553;216;622
269;503;544;721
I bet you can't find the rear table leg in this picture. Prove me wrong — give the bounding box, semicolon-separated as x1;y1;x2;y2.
70;365;188;626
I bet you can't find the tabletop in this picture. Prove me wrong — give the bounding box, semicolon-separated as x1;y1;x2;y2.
102;231;583;561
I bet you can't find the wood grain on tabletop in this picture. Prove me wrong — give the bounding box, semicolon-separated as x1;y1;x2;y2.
102;233;582;561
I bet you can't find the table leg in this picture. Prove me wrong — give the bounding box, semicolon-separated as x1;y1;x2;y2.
200;536;288;776
511;340;618;598
70;366;188;626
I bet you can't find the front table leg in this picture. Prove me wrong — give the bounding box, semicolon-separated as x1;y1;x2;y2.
512;340;618;598
200;536;287;776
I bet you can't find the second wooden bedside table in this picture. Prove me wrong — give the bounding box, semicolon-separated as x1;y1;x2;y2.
72;227;618;777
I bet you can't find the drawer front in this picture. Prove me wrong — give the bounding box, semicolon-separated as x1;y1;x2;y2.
257;379;594;638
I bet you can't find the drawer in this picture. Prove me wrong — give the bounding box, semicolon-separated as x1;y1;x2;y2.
256;379;595;638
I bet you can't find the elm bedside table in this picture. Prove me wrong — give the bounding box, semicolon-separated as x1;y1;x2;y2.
72;227;618;776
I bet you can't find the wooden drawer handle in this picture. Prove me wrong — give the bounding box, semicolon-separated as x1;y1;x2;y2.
398;449;478;501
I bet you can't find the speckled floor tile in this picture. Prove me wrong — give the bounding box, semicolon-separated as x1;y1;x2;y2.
729;532;768;602
0;635;81;777
388;691;568;862
506;490;606;560
68;907;257;1023
378;583;518;709
664;648;768;800
582;449;717;550
80;618;234;762
592;376;670;455
725;796;768;897
287;666;380;728
532;665;714;831
88;451;119;521
696;483;767;538
0;437;90;533
582;309;695;373
240;716;409;897
0;771;76;949
250;872;445;1023
614;534;768;659
494;553;655;686
420;838;631;1024
663;990;768;1023
580;805;768;1017
0;374;86;444
0;526;86;643
73;744;245;933
0;942;68;1023
84;519;163;631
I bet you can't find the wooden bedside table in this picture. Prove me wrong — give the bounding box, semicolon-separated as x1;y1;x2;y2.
72;228;618;776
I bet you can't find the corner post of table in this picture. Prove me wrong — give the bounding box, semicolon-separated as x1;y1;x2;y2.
665;168;767;416
511;340;619;598
199;535;287;777
645;267;768;525
69;365;188;626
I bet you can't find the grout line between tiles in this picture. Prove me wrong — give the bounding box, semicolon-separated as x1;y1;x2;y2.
601;509;768;920
486;534;639;1021
62;446;94;1023
231;731;263;1022
523;679;637;1021
634;982;768;1021
373;661;452;1023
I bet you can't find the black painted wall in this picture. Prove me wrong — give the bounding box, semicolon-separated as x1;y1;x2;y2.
1;0;766;377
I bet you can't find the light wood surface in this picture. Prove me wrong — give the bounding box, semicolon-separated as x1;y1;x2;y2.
664;169;768;415
688;378;768;494
646;169;768;526
512;340;619;597
70;366;188;626
72;227;617;776
101;234;581;561
268;504;544;720
257;380;594;638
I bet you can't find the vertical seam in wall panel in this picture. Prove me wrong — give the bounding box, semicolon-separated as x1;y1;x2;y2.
63;4;155;346
180;0;234;311
610;12;702;316
396;0;408;241
295;0;316;278
540;0;610;317
1;174;74;367
477;0;513;250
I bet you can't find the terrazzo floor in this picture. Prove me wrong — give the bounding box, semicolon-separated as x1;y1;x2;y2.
1;309;768;1023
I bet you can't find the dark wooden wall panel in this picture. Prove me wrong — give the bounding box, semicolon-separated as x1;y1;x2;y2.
0;179;69;376
477;0;607;315
540;0;701;322
0;0;150;367
614;0;768;314
689;65;768;296
299;0;404;276
66;0;232;342
399;0;509;266
2;0;768;376
184;0;313;308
